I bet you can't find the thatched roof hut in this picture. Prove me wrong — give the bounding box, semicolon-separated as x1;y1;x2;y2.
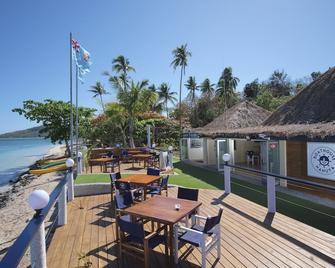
200;67;335;141
195;101;271;136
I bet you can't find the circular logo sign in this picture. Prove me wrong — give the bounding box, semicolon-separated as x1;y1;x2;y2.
311;146;335;176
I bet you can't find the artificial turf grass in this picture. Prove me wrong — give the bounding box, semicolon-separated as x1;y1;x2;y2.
75;160;335;235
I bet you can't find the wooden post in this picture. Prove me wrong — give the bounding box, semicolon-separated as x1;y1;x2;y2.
67;169;74;201
267;175;276;213
224;165;231;194
30;221;47;268
58;184;67;226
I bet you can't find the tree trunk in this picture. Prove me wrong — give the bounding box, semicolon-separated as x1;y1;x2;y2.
65;139;70;157
120;126;127;147
128;118;135;148
100;95;105;113
179;67;183;128
166;101;169;117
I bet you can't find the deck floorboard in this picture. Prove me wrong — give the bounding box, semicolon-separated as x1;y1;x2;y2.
47;188;335;268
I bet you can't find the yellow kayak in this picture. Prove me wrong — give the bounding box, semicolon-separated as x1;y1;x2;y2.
30;164;68;175
36;157;67;164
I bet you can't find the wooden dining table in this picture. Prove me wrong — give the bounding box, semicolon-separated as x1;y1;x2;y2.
118;174;161;200
88;158;114;173
122;195;202;263
130;154;153;168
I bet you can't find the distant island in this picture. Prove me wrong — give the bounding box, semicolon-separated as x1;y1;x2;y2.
0;126;46;138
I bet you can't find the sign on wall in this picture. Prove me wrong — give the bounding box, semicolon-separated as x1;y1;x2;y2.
190;139;202;148
307;142;335;181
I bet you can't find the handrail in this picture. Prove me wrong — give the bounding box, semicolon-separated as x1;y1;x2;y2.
225;163;335;192
0;171;69;268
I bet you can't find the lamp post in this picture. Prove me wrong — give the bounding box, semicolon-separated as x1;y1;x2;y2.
168;145;174;168
223;153;231;194
28;190;49;268
66;158;75;201
77;151;83;174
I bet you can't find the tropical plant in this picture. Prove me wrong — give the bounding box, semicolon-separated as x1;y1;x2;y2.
157;83;177;117
216;67;240;110
12;100;95;155
311;71;322;81
184;76;198;104
104;55;135;91
171;44;192;126
89;81;107;112
105;102;128;146
268;70;292;97
118;80;157;147
200;78;215;98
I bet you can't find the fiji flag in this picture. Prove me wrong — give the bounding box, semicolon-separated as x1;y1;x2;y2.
72;39;92;82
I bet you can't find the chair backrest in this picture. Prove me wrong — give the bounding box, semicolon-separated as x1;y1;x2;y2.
110;172;121;183
147;168;160;176
203;208;223;234
117;217;144;242
160;175;169;187
122;150;129;156
115;180;131;191
177;187;199;201
115;192;133;209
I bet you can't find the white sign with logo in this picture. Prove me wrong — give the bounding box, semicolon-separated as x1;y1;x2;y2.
307;142;335;180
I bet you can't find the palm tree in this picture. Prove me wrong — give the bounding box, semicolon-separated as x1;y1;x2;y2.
157;83;177;117
118;80;156;147
184;76;198;104
104;55;135;91
89;82;107;112
200;78;215;98
171;44;192;127
216;67;239;109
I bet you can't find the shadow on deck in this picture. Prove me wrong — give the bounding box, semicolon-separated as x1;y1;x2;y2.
47;188;335;268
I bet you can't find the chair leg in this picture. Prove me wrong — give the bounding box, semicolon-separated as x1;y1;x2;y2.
217;226;221;258
144;242;150;268
201;243;206;268
173;225;179;264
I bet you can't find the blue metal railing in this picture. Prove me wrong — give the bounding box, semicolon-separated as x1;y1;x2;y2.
0;172;69;268
225;163;335;191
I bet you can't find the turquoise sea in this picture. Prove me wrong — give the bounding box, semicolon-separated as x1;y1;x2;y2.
0;138;52;185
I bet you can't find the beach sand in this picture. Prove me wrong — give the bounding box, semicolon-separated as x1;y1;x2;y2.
0;144;66;267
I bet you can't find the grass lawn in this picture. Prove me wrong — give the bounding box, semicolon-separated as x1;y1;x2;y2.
76;161;335;235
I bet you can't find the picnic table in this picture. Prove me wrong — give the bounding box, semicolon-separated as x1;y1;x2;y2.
123;195;202;263
118;174;161;200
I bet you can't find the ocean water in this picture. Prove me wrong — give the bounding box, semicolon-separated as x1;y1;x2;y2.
0;138;53;185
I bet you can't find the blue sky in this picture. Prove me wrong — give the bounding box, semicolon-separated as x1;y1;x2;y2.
0;0;334;133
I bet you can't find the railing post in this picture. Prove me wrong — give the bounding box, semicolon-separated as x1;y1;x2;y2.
58;184;67;226
67;169;74;201
267;175;276;213
30;220;47;268
224;164;231;194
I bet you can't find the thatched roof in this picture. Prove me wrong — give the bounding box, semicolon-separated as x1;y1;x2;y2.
264;67;335;126
195;101;271;134
199;67;335;141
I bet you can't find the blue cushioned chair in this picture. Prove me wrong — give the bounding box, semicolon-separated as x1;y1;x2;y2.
117;217;168;268
110;172;122;202
147;167;160;176
114;192;133;222
174;208;223;268
147;176;169;197
177;187;199;226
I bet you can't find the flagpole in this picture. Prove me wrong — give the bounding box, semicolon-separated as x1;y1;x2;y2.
75;65;79;166
70;32;74;157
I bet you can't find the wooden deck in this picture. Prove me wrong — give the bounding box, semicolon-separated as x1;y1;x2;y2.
46;188;335;268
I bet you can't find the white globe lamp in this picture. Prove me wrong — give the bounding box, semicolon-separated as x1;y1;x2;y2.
28;190;50;217
222;153;231;163
66;158;75;168
152;143;156;149
168;146;173;152
78;151;82;158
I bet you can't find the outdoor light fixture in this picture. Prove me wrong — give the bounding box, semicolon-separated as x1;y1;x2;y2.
116;143;120;148
28;190;50;218
78;151;82;158
168;146;173;152
66;158;75;168
152;143;156;149
222;153;231;163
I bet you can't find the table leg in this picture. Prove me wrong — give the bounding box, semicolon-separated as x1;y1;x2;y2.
143;186;147;200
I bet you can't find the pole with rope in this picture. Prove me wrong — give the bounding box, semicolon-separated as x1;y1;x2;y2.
69;32;74;157
75;65;79;167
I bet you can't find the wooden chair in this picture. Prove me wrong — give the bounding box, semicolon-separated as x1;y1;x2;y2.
117;217;168;268
174;208;223;268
